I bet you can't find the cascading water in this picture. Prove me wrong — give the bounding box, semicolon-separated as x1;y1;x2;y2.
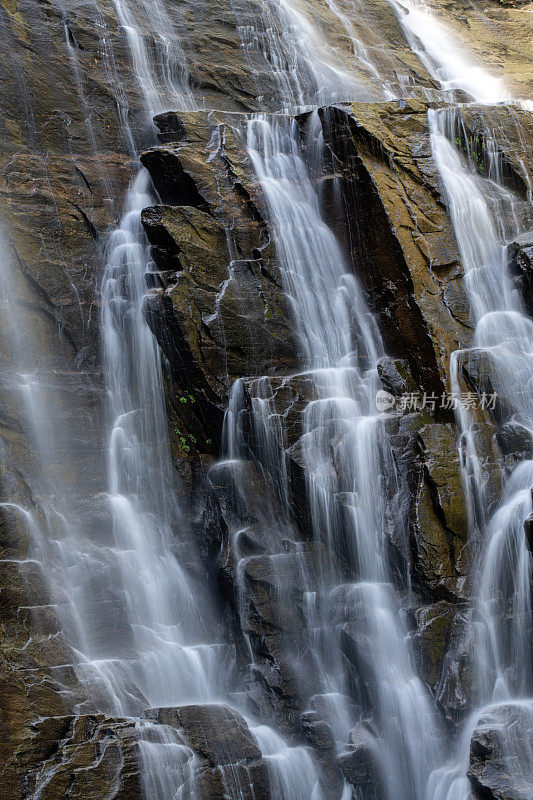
425;107;533;800
0;0;227;731
91;0;350;796
229;0;374;110
101;170;225;709
217;111;444;800
344;5;533;792
387;0;510;103
1;0;532;797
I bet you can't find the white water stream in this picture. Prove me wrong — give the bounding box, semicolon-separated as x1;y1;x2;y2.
240;113;444;800
0;0;531;798
426;105;533;800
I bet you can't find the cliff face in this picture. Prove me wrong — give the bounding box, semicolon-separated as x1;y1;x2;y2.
0;1;531;799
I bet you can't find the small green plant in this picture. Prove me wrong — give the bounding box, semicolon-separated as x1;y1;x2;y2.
179;396;187;404
206;438;212;446
453;135;484;173
188;434;197;444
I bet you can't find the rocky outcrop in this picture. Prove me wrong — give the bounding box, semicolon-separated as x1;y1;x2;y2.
138;112;301;464
138;101;475;467
135;101;532;736
468;703;533;800
386;413;471;603
21;715;142;800
0;0;532;794
452;105;533;199
338;724;384;800
145;705;271;800
508;237;533;316
315;101;469;403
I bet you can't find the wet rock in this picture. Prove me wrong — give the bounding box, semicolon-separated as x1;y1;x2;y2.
468;703;533;800
242;543;346;634
415;424;469;600
389;418;470;602
237;543;350;729
316;102;467;405
414;601;457;689
242;373;318;450
524;514;533;553
0;152;133;369
140;205;183;273
450;111;530;200
376;357;416;397
145;704;271;800
434;607;477;722
139;113;301;480
457;107;533;200
0;559;53;616
153;111;188;143
140;120;299;401
496;420;533;459
508;237;533;316
460;348;515;423
301;712;336;753
0;502;32;560
148;704;261;764
338;723;384;800
21;714;142;800
141;146;211;208
238;374;316;536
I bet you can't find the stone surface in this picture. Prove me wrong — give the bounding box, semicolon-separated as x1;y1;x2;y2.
6;714;142;800
524;513;533;553
144;704;271;800
139;112;300;469
338;723;384;800
0;0;532;795
148;704;262;764
508;237;533;316
387;414;471;602
316;101;468;403
468;703;533;800
415;601;457;689
415;423;470;600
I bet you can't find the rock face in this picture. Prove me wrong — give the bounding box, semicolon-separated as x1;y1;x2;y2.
338;724;384;800
508;237;533;316
146;705;271;800
135;103;478;737
317;101;468;402
21;715;143;800
0;0;532;797
138;111;300;459
468;704;533;800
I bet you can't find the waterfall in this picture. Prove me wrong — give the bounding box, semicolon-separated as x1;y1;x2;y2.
1;0;532;798
384;3;533;794
426;96;533;800
387;0;510;103
229;0;374;110
101;170;225;710
218;111;443;800
97;0;358;797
